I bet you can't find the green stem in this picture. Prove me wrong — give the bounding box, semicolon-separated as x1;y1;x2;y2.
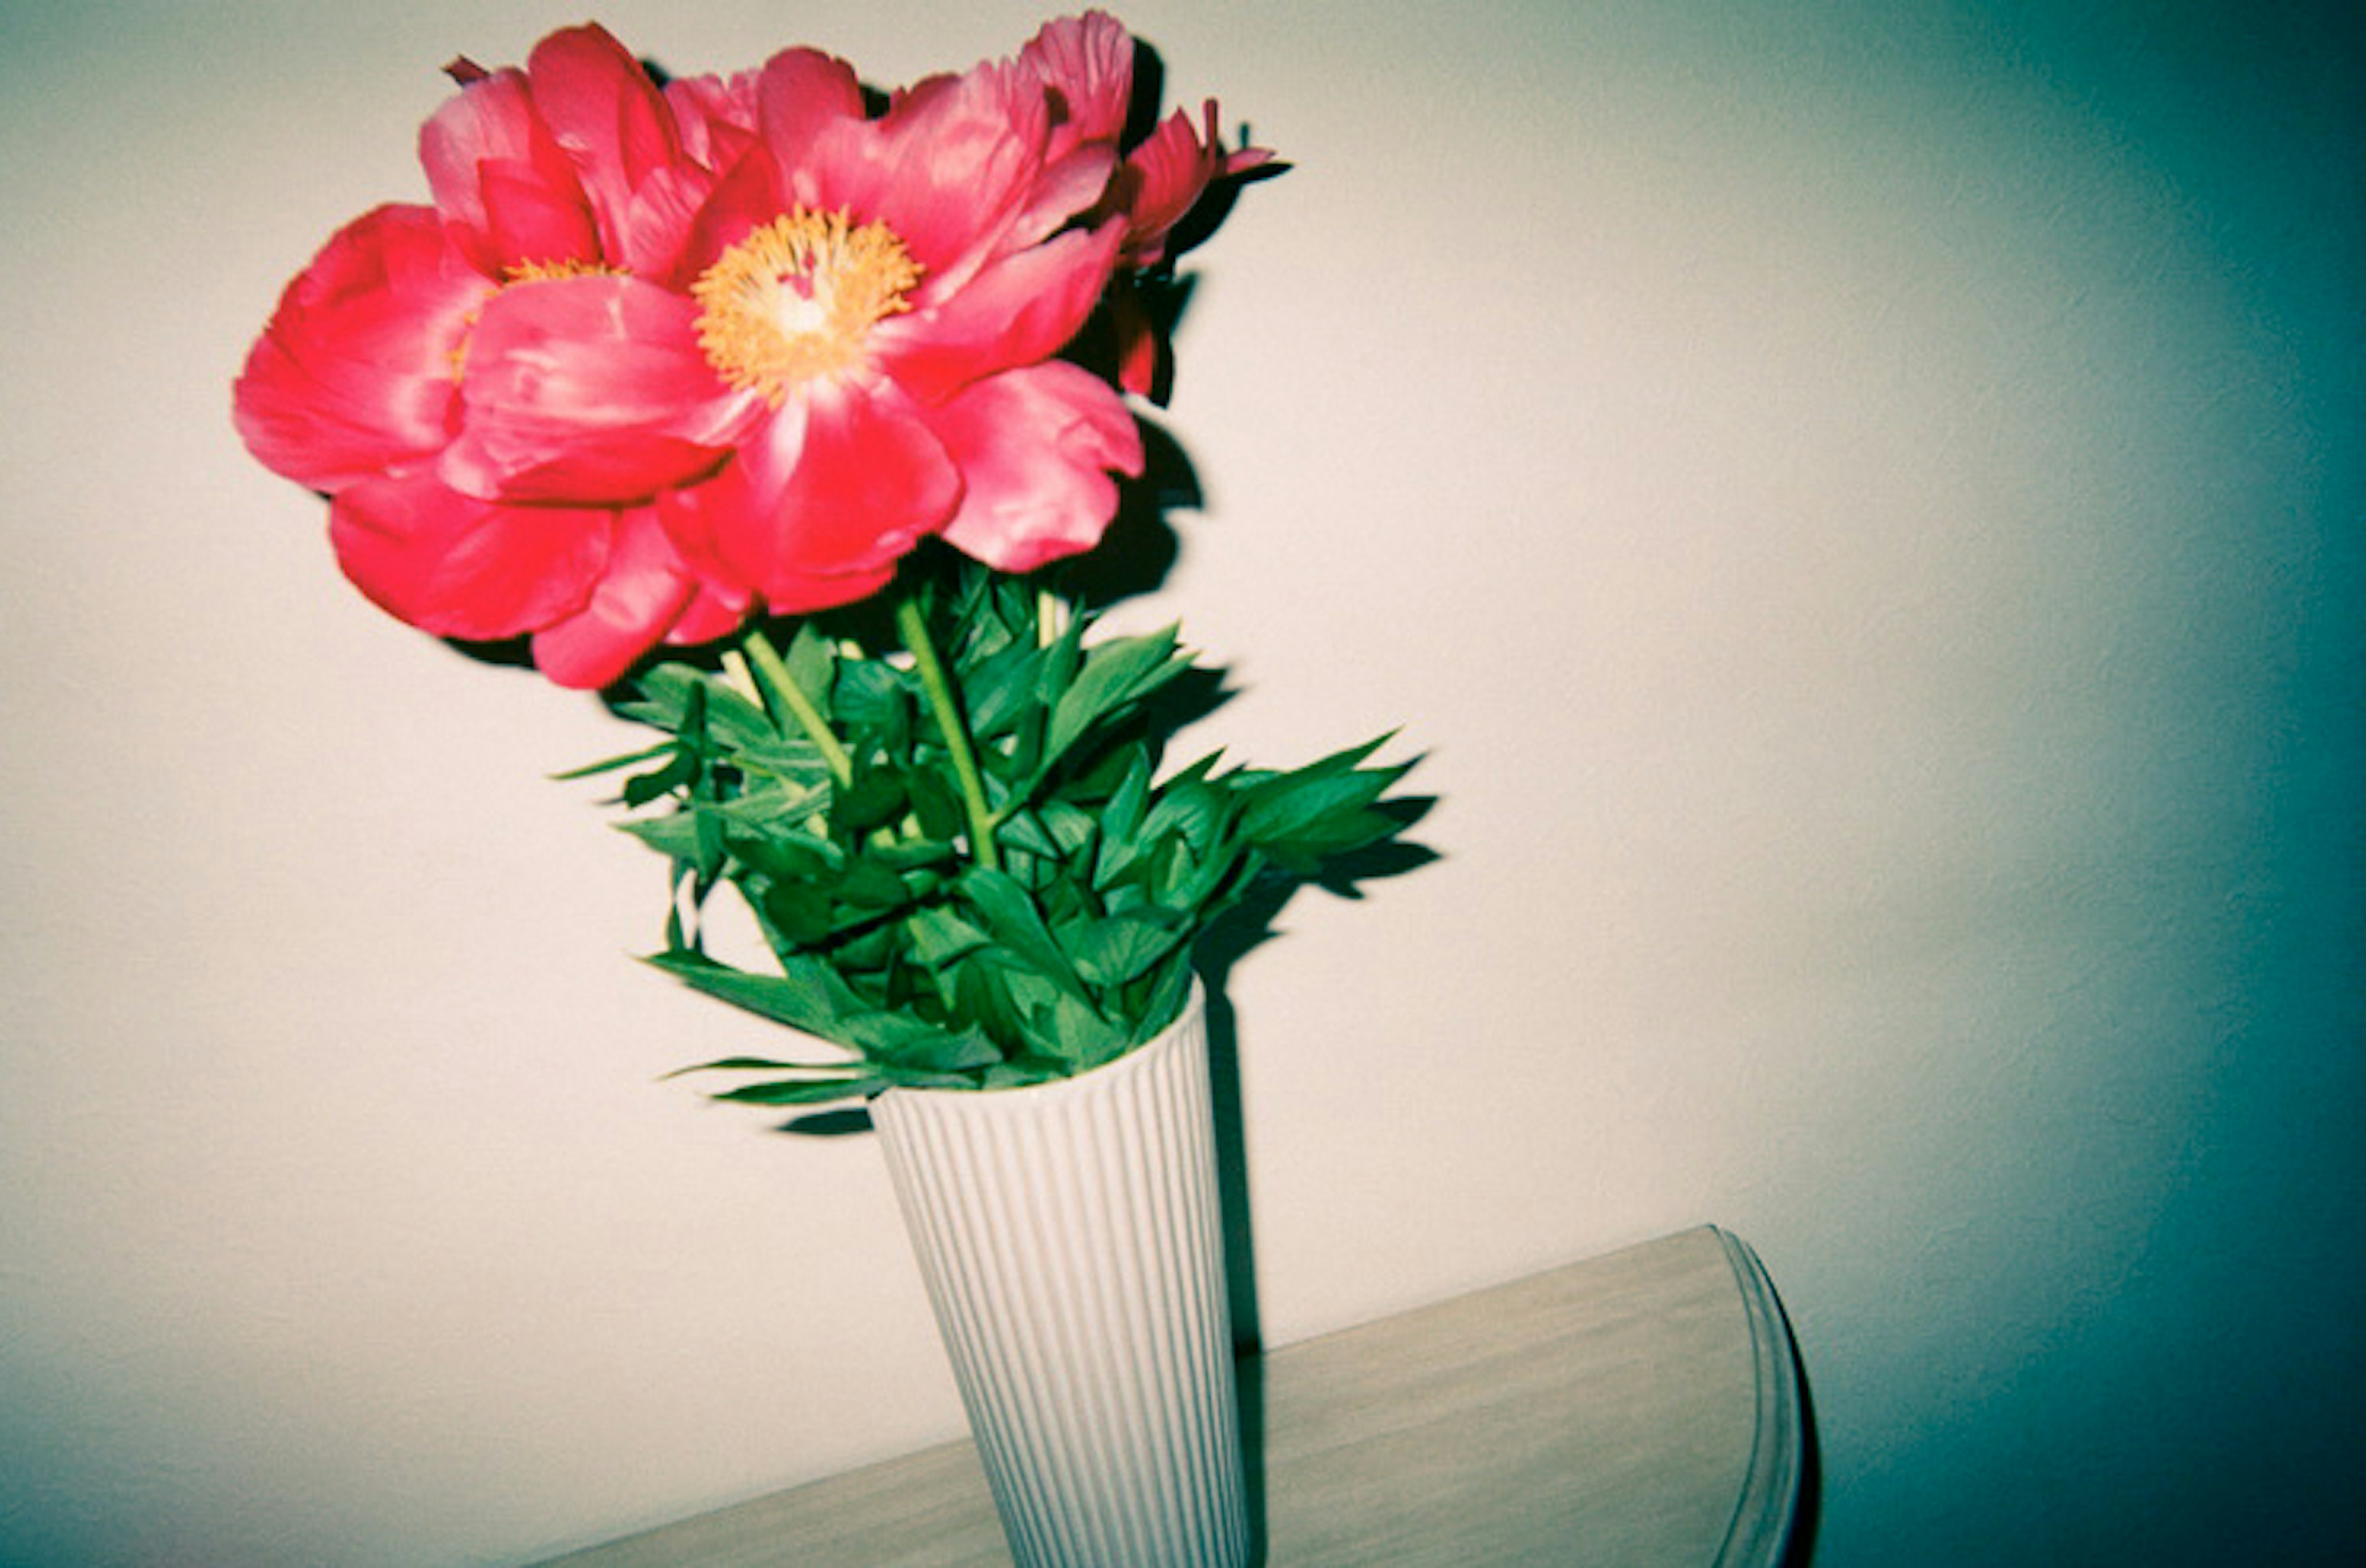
742;626;852;787
895;593;999;872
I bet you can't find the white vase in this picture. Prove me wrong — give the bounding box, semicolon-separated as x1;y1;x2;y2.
871;982;1251;1568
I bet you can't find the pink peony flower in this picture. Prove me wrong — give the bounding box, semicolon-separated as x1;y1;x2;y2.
235;14;1264;687
237;25;751;686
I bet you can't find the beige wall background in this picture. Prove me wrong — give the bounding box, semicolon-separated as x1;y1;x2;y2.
4;1;2358;1562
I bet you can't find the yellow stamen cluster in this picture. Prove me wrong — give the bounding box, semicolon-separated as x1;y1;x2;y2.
691;208;923;402
502;257;618;285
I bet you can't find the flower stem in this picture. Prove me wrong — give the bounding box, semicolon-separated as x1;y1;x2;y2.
742;626;852;787
895;593;999;872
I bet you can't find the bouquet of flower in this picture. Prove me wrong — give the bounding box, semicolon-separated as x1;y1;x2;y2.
234;13;1419;1110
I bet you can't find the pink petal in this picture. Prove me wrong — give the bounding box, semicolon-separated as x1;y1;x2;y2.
929;362;1142;572
754;47;868;187
1118;102;1224;267
701;385;961;603
527;503;710;687
526;25;681;262
672;141;787;279
1012;12;1131;243
666;70;762;168
1020;11;1133;155
474;159;604;267
873;217;1124;405
329;472;609;640
233;204;489;492
795;57;1047;291
420;69;593;272
662;462;899;615
439;274;749;503
665;580;754;646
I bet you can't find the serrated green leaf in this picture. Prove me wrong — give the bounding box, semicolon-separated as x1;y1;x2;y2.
1240;763;1400;846
1137;771;1232;858
723;827;839;885
592;554;1425;1107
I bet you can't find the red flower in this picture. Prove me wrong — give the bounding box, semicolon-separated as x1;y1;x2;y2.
234;14;1262;687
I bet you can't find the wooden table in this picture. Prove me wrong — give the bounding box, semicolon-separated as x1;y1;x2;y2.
546;1226;1805;1566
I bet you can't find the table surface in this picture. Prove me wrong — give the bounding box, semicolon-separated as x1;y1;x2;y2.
544;1225;1804;1567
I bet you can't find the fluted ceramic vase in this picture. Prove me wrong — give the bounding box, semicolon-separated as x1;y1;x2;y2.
871;982;1251;1568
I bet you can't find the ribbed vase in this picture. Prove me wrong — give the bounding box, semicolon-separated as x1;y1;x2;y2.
871;983;1250;1568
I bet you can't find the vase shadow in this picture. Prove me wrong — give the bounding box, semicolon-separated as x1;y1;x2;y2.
1189;813;1439;1567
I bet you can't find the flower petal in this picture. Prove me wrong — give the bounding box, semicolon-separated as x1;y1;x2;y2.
526;25;682;263
420;69;596;271
439;274;747;503
792;54;1047;291
754;47;868;180
873;217;1124;404
696;385;960;603
1020;10;1133;155
665;580;755;647
527;503;723;687
233;204;487;492
666;70;763;169
929;362;1142;572
329;473;609;639
1011;11;1131;245
662;458;900;616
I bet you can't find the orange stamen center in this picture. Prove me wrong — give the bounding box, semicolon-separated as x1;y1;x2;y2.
691;208;922;402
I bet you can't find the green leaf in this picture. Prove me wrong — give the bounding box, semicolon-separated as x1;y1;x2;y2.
1039;986;1131;1068
784;622;838;721
961;639;1048;742
834;658;909;743
553;740;675;781
620;664;776;753
959;867;1089;996
888;1027;1004;1074
709;1075;893;1107
645;949;855;1038
836;850;915;912
665;1053;858;1078
1091;747;1157;888
907;763;967;843
1065;907;1192;989
832;767;908;838
1039;627;1189;779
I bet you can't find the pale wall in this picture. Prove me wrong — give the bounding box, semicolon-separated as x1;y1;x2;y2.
2;2;2358;1563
